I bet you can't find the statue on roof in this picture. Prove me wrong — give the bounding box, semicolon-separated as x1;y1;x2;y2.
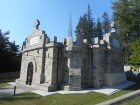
34;20;40;29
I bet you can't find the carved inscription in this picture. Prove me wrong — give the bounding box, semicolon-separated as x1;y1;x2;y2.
30;36;39;45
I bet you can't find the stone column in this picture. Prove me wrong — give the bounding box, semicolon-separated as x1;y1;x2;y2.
92;45;105;88
64;47;83;91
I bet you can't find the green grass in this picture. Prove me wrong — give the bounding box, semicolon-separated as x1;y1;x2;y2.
0;78;16;87
0;83;140;105
36;84;140;105
0;82;9;87
0;92;41;105
121;96;140;105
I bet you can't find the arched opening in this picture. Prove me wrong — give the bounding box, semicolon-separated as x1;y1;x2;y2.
26;62;33;85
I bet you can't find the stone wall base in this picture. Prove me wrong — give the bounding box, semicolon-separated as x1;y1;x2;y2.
64;86;81;91
104;73;127;86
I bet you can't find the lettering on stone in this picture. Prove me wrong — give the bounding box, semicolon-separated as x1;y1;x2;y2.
30;36;39;45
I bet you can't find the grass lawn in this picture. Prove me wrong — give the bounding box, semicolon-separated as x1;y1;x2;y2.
0;82;9;87
0;92;41;105
0;83;140;105
121;96;140;105
0;78;16;87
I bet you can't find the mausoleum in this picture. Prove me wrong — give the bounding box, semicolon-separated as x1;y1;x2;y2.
17;20;126;91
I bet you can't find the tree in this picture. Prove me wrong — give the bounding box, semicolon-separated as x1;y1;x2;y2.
112;0;140;41
87;5;94;43
102;12;111;34
130;0;140;38
75;5;94;44
112;0;140;65
0;30;21;73
75;15;88;45
129;38;140;67
96;18;103;40
0;30;10;51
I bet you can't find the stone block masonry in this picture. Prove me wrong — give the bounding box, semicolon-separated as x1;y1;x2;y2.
17;20;126;92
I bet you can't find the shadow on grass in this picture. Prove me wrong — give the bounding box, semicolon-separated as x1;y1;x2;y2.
0;92;42;102
122;83;140;91
0;78;16;87
0;78;16;82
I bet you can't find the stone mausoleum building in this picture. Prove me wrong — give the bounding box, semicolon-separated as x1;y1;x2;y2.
17;20;126;91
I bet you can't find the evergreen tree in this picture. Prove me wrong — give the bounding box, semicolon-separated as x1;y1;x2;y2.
112;0;140;41
96;18;103;40
112;0;140;65
0;30;21;73
130;0;140;38
0;30;10;51
129;37;140;67
87;5;94;43
102;12;111;34
75;5;94;44
75;14;88;44
92;21;97;38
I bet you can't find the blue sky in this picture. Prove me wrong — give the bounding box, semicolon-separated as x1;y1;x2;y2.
0;0;113;47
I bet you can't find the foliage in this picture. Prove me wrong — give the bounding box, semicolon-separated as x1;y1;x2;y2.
112;0;140;65
112;0;140;39
87;5;94;43
129;38;140;67
96;18;103;40
75;15;88;44
102;12;111;34
0;30;21;73
75;5;111;44
75;5;94;44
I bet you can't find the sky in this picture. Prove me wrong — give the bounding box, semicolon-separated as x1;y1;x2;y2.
0;0;114;47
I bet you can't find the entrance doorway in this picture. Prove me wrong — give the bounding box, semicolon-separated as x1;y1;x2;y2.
26;62;33;85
